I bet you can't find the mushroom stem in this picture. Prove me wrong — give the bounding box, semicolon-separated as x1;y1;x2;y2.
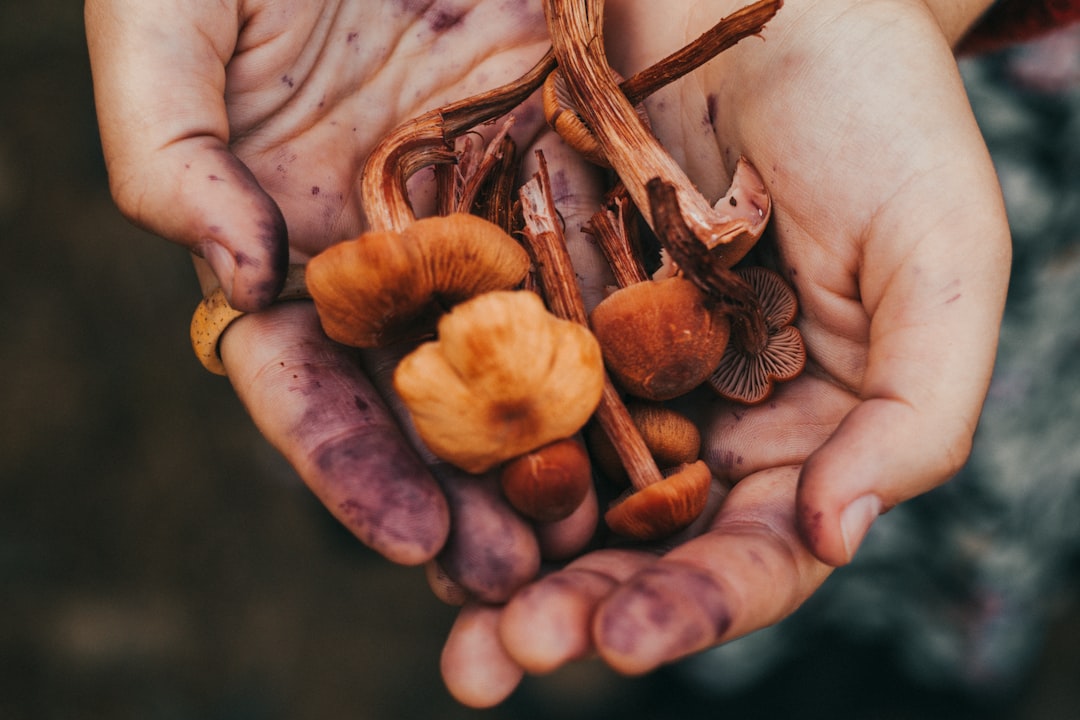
543;0;773;265
518;152;664;491
584;186;650;287
647;177;768;355
617;0;782;107
361;48;556;232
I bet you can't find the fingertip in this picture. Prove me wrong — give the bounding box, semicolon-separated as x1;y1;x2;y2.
436;470;541;604
499;567;615;673
796;427;887;567
593;563;730;676
441;604;524;708
194;154;290;312
534;484;599;561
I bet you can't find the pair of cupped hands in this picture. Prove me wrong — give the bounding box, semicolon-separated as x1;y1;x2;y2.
87;0;1010;707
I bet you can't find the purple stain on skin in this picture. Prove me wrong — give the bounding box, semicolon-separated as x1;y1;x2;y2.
428;7;466;31
311;186;321;196
599;564;732;662
798;505;826;550
435;470;539;603
282;75;295;88
705;93;719;126
346;31;359;43
316;435;449;563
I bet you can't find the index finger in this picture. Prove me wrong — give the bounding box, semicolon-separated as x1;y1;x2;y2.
86;0;288;310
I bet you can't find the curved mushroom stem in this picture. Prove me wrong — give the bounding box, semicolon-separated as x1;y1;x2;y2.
518;152;663;491
360;48;556;232
617;0;782;107
543;0;773;266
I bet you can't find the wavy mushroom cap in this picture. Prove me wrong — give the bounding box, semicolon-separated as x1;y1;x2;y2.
393;290;606;475
306;213;531;347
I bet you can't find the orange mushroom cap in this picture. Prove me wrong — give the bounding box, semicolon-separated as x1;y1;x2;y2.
306;213;530;347
393;290;605;474
589;276;731;401
604;459;712;541
500;437;593;523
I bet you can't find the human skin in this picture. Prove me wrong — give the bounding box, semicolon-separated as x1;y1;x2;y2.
85;0;1010;707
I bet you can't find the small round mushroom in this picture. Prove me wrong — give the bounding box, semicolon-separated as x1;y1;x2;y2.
306;213;531;347
588;401;702;484
590;277;732;401
393;290;606;475
585;192;732;401
499;437;593;523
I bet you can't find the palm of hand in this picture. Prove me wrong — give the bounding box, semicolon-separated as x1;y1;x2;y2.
221;0;554;256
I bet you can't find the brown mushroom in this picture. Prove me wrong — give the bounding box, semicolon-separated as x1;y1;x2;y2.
585;190;732;401
603;459;713;540
307;49;555;345
500;437;593;522
588;400;702;484
306;213;530;348
542;67;651;167
542;0;781;170
708;266;805;403
392;290;605;475
518;153;712;541
647;178;806;404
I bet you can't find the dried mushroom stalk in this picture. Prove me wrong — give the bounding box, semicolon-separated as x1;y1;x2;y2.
543;0;774;267
519;153;711;540
361;49;556;232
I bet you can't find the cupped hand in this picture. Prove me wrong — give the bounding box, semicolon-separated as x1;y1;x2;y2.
85;0;614;581
441;0;1011;706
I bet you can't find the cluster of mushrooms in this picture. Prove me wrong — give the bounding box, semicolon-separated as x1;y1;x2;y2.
306;0;803;542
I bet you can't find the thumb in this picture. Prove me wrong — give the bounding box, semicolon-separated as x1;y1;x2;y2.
796;165;1011;568
86;0;287;311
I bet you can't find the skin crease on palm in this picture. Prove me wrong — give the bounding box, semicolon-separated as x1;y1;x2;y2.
85;0;1012;709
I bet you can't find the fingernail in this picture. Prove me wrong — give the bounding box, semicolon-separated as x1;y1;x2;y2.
840;494;881;561
202;240;236;301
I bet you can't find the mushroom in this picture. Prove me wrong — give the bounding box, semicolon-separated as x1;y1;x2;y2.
542;0;781;170
305;213;531;347
543;0;777;268
307;49;556;345
518;152;712;541
588;400;702;484
585;188;732;400
708;266;805;403
603;459;713;540
499;437;593;523
647;178;806;404
392;290;605;475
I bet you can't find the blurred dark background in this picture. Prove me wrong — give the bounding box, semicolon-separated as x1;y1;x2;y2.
2;3;1079;719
